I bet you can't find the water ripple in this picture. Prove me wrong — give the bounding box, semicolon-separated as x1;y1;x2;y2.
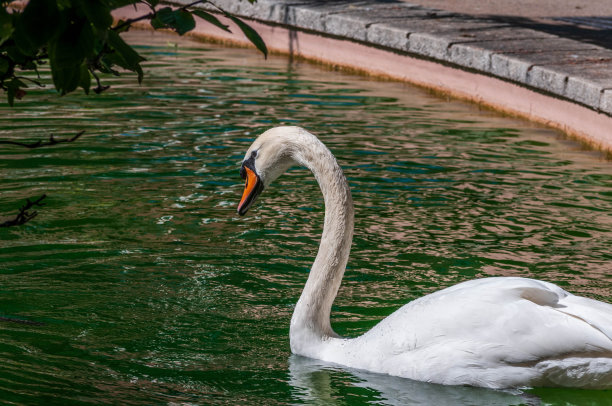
0;30;610;405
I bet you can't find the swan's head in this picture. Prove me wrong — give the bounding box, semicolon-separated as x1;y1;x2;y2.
237;126;302;216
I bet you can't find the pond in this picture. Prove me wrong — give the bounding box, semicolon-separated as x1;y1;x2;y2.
1;30;611;405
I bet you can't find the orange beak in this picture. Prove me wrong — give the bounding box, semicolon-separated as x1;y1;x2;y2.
237;166;260;216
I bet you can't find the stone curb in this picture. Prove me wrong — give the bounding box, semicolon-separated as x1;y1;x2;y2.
170;0;612;117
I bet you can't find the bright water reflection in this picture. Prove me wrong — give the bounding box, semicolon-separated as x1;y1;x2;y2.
0;31;611;404
289;355;531;406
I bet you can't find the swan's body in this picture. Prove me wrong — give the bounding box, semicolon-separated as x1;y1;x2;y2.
237;126;612;389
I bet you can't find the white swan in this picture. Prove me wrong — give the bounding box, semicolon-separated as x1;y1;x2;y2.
237;126;612;389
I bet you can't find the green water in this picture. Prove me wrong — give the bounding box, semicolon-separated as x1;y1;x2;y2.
1;30;611;405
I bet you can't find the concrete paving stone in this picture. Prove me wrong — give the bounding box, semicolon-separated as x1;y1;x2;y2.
472;38;605;85
284;2;384;31
447;43;493;70
490;53;532;83
525;48;612;65
537;62;612;109
381;15;502;34
373;17;507;61
408;32;458;60
525;61;612;109
412;26;510;62
192;0;333;25
441;27;554;71
565;76;603;109
526;65;569;95
244;0;322;23
347;11;472;51
508;49;612;97
444;29;582;74
474;37;600;55
285;5;329;31
324;4;434;41
187;0;243;15
527;49;612;93
319;2;457;40
600;89;612;115
363;11;457;49
448;26;556;42
291;5;464;45
367;23;410;49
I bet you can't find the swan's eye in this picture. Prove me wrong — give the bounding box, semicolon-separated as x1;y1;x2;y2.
241;150;258;180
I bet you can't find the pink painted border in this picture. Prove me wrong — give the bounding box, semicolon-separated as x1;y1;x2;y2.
114;5;612;154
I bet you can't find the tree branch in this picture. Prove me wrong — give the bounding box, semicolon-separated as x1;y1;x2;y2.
0;194;47;228
0;130;85;149
181;0;209;10
113;12;155;32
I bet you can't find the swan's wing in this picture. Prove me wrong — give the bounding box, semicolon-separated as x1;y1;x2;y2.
384;277;612;357
555;293;612;340
341;277;612;387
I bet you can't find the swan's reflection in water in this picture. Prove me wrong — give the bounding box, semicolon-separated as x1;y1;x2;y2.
288;355;539;405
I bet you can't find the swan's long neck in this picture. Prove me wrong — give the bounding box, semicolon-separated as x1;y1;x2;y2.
289;133;354;353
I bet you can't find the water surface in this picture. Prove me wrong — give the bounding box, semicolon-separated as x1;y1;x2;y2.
1;31;611;405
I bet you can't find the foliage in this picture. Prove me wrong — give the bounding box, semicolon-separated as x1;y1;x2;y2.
0;0;267;106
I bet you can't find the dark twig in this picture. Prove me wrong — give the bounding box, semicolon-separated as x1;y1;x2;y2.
15;75;45;88
0;130;85;149
91;69;111;94
113;12;155;32
181;0;208;10
0;194;47;228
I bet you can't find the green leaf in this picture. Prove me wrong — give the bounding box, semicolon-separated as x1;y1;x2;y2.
48;14;95;68
6;78;26;106
0;58;9;76
155;7;174;26
48;13;95;95
226;15;267;58
56;0;72;9
50;60;81;95
150;7;195;35
75;0;113;30
4;43;29;65
172;10;195;35
13;0;60;54
106;30;146;83
0;7;13;46
192;10;231;33
7;82;16;107
150;16;165;30
79;62;90;95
